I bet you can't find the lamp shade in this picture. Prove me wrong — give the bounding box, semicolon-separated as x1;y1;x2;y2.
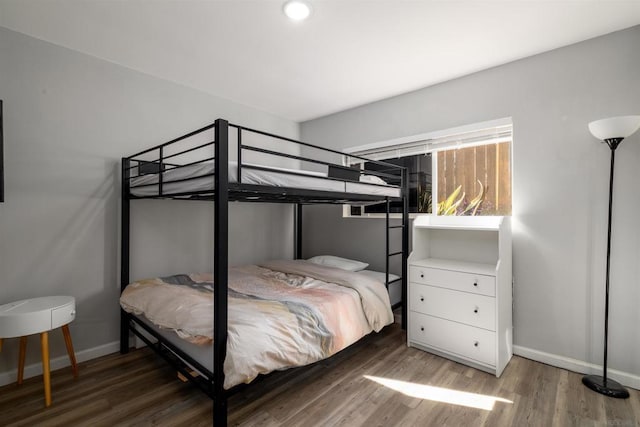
588;115;640;141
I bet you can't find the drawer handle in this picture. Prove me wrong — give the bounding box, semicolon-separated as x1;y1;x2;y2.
473;308;478;314
474;341;479;347
420;273;424;278
420;326;424;332
70;310;76;316
420;296;424;302
473;282;478;287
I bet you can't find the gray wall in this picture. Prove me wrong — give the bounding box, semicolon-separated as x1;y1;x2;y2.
301;26;640;382
0;27;297;377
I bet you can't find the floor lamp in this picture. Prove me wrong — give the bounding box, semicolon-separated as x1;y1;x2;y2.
583;115;640;398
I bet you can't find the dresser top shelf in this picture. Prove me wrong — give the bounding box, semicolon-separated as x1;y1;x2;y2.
413;215;503;231
411;258;497;276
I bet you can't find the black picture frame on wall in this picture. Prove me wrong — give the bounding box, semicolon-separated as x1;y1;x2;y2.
0;100;4;202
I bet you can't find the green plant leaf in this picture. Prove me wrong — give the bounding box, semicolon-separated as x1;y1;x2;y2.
461;180;486;216
438;185;465;215
438;181;487;216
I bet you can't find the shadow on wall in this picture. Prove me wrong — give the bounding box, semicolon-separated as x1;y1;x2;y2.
1;99;4;203
0;161;120;370
301;204;406;275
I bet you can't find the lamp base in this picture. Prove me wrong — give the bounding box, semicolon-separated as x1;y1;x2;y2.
582;375;629;398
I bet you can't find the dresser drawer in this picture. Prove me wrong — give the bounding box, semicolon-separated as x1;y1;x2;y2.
410;266;495;297
409;312;496;366
409;283;495;331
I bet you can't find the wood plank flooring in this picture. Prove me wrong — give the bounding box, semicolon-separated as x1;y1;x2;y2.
1;324;638;426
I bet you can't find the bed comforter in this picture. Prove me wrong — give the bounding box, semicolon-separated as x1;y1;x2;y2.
119;259;394;389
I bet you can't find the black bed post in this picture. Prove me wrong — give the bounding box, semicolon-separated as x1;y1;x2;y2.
120;158;131;354
385;198;390;288
295;203;303;259
213;119;229;427
401;167;409;330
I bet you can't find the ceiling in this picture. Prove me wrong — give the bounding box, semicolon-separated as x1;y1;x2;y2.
1;1;639;122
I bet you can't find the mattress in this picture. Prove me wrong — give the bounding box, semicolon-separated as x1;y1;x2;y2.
131;269;400;374
358;270;402;307
121;260;394;389
129;161;400;198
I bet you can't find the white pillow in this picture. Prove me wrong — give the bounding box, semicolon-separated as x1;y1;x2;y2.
357;269;400;284
359;174;387;185
307;255;369;272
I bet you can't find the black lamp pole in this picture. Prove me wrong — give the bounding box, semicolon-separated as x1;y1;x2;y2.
581;137;630;399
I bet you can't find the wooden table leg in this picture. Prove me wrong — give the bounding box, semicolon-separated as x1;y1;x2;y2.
61;324;78;378
40;332;51;407
18;336;28;385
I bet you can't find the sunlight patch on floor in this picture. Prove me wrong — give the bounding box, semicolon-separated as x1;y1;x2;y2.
364;375;513;410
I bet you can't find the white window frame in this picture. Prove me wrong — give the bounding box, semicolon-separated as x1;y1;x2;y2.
342;117;513;219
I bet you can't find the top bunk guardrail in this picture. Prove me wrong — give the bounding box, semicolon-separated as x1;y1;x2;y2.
122;119;407;203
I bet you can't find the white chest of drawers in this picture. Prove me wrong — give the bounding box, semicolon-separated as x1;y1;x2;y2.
407;216;512;377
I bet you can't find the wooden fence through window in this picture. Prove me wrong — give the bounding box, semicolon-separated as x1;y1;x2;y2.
437;141;511;215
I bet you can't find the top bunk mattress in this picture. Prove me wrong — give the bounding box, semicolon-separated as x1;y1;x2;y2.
129;161;401;198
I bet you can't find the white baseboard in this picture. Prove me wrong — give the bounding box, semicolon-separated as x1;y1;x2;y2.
513;345;640;390
0;341;120;387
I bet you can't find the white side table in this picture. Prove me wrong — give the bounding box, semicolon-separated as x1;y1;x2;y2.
0;296;78;407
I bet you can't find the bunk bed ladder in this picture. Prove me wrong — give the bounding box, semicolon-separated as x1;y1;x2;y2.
384;198;403;292
402;168;409;330
385;166;409;330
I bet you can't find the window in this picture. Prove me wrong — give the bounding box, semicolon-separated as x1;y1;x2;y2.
345;119;512;217
350;153;433;215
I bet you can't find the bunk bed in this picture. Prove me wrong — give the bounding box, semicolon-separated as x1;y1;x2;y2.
119;119;409;426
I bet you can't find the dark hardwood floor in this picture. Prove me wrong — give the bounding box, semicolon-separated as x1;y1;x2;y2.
1;324;638;426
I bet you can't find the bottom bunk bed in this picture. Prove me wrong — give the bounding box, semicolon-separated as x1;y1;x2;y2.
120;259;395;394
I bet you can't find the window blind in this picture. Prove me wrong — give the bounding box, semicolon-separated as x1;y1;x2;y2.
349;123;513;162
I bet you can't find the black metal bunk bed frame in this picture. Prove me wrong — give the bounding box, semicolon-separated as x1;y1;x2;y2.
120;118;409;426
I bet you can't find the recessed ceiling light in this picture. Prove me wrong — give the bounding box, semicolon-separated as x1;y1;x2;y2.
283;1;312;21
